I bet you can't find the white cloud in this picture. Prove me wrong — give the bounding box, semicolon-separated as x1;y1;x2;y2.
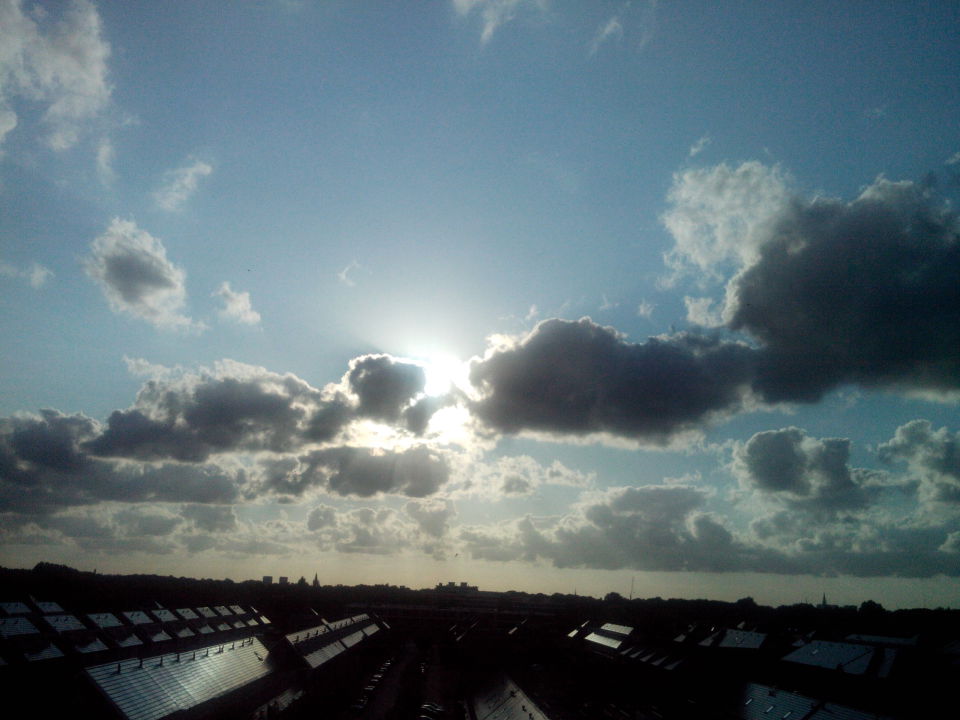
84;218;201;331
452;455;592;500
599;294;618;311
589;16;623;55
683;296;723;327
0;258;52;288
635;299;654;318
213;281;261;325
688;134;711;157
96;137;114;183
0;0;112;150
946;151;960;166
154;158;213;211
662;161;792;281
453;0;547;45
338;259;362;287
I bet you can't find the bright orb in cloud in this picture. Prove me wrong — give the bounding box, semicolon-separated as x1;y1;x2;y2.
420;353;467;397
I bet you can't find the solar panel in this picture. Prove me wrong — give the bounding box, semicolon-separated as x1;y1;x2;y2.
76;637;109;654
303;641;344;668
124;611;153;625
783;641;875;675
0;616;39;638
740;684;815;720
585;632;621;649
86;636;273;720
719;629;766;649
176;608;199;621
362;623;380;636
89;612;122;628
114;631;143;647
24;641;63;662
0;602;31;615
341;630;364;648
809;702;892;720
45;614;86;633
600;622;633;637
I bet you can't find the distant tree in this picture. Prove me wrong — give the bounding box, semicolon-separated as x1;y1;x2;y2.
296;576;308;587
859;599;885;615
604;591;624;603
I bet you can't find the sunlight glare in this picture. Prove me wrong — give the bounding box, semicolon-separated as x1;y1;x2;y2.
421;353;467;396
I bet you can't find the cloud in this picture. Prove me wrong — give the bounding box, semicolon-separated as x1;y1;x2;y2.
303;504;447;557
732;427;871;514
947;151;960;166
0;0;112;150
878;420;960;504
460;484;763;572
154;158;213;211
469;317;757;444
347;354;426;423
258;445;449;498
589;16;623;55
85;360;345;462
213;281;261;325
405;498;456;538
455;455;592;499
727;176;960;402
84;218;201;331
635;300;654;318
663;161;792;279
0;409;242;514
0;258;52;288
453;0;546;45
338;260;362;287
688;134;711;157
665;163;960;403
180;504;237;533
96;137;114;182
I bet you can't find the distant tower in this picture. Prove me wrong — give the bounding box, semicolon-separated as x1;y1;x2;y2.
312;573;319;588
820;593;827;608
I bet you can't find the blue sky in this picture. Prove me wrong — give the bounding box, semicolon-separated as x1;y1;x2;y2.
2;0;960;608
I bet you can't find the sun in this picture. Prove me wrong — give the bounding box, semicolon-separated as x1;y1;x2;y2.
420;353;467;397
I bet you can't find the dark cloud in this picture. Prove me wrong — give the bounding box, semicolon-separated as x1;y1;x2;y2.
257;445;449;498
84;366;349;462
306;504;337;530
468;176;960;444
728;178;960;401
0;410;242;514
347;355;425;422
460;485;773;572
405;499;455;538
733;427;870;513
180;504;237;533
469;318;756;442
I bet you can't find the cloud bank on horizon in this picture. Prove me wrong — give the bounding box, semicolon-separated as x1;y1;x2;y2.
1;0;959;604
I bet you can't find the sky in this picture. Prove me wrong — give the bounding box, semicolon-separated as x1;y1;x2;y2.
1;0;960;610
